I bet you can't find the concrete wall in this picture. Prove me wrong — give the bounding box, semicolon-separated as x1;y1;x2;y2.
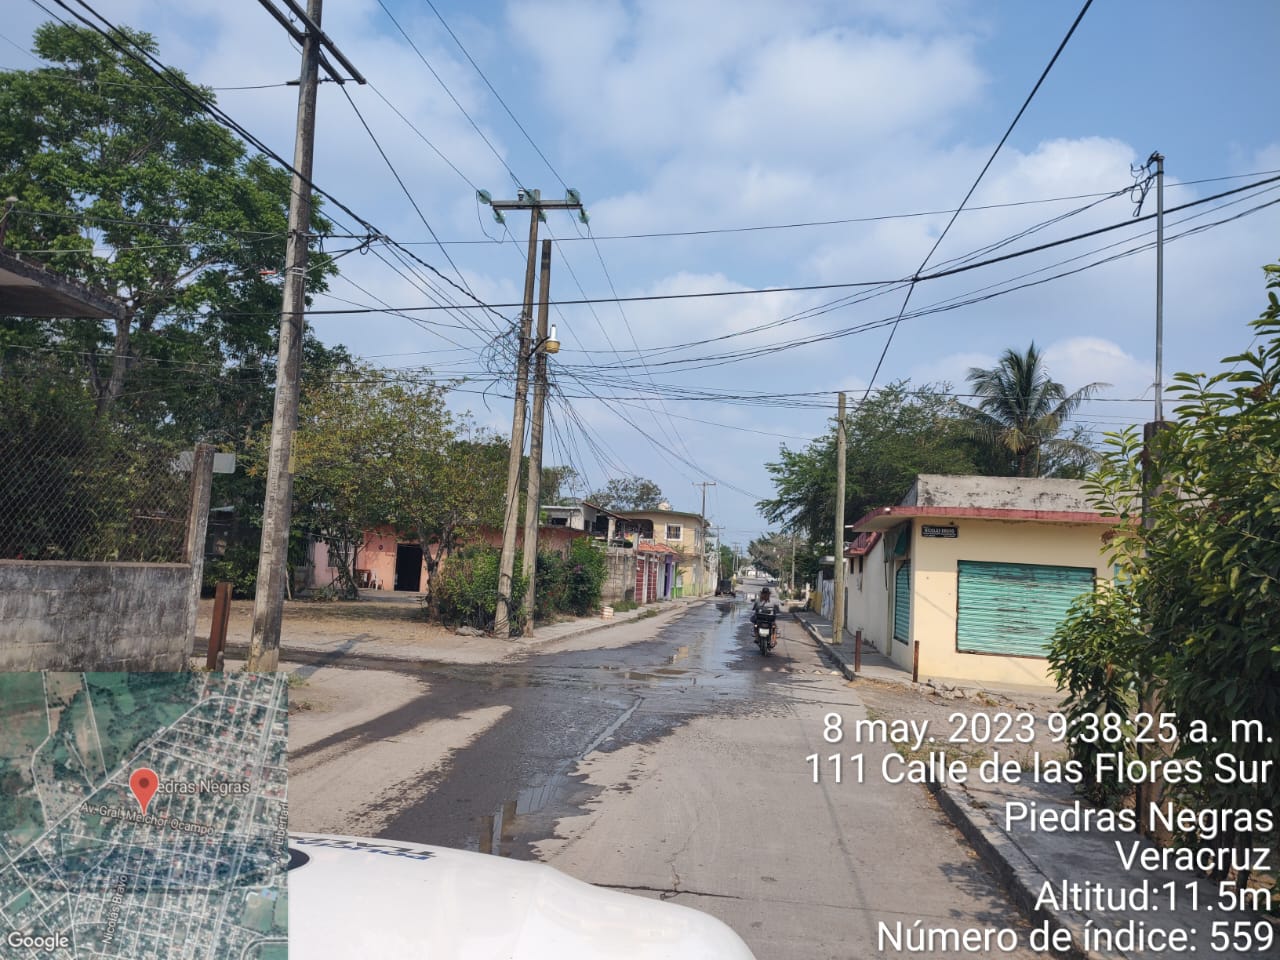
0;560;192;671
905;474;1094;512
844;545;893;654
602;546;636;604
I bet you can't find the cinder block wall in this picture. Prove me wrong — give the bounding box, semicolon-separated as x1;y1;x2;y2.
602;547;636;604
0;560;192;671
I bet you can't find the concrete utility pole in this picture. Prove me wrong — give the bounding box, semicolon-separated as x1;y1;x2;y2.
832;392;847;642
484;189;584;637
692;481;716;595
248;0;365;671
1153;151;1164;424
520;239;554;627
789;528;797;595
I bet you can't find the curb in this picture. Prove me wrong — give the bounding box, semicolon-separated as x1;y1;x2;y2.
792;612;857;681
794;609;1111;958
926;781;1108;960
524;596;699;646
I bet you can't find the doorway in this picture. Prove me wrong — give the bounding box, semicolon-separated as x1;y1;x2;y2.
395;543;423;591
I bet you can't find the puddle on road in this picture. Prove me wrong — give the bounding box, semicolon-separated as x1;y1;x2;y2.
379;603;807;859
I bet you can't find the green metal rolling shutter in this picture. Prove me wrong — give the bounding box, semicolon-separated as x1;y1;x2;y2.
956;560;1095;656
893;561;911;643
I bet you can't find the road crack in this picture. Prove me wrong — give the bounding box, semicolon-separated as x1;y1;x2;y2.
594;882;747;902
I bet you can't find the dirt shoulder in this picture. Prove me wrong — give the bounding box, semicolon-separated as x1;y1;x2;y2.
195;596;696;666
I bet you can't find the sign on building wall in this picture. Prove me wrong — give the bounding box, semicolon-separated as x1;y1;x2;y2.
921;524;958;538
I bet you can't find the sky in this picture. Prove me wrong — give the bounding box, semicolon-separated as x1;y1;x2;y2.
3;0;1278;549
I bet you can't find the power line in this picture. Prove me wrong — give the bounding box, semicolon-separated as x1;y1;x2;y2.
271;172;1280;318
861;0;1095;403
421;0;565;191
373;0;524;190
39;0;505;330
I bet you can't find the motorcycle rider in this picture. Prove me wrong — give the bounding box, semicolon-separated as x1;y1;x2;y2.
751;587;778;649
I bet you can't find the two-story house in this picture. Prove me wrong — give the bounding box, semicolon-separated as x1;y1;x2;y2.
614;506;712;597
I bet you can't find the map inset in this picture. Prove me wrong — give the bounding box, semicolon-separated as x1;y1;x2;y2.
0;672;288;959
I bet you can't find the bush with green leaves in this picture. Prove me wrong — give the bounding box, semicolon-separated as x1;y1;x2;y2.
432;545;527;632
1047;583;1144;808
563;537;607;615
1050;260;1280;860
432;537;608;631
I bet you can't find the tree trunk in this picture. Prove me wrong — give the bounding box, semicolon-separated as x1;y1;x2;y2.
98;310;134;414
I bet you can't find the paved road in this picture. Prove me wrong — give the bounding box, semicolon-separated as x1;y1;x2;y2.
290;600;1042;958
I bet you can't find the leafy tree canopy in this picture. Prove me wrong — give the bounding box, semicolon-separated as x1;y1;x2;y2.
758;381;980;545
277;365;508;606
1050;260;1280;833
747;532;791;579
588;476;666;511
0;21;339;430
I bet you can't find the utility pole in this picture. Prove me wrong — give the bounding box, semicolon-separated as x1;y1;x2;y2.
1138;152;1169;839
520;239;555;627
789;528;797;596
247;0;364;671
692;481;716;596
832;392;847;642
483;189;585;637
1153;151;1164;424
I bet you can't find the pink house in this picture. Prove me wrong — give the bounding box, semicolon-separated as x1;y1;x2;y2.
306;525;590;594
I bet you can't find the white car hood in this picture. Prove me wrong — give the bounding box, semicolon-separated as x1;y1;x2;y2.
289;833;756;960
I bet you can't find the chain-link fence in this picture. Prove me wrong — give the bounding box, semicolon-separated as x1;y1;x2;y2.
0;393;192;563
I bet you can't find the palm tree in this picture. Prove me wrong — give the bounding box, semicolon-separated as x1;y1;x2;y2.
962;343;1107;477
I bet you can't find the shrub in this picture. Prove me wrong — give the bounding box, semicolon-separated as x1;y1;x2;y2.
564;537;607;615
433;545;527;632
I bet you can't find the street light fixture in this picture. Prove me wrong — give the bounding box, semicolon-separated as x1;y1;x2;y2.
528;324;560;358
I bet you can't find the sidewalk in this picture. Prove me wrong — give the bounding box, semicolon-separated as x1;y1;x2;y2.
793;608;1273;959
196;596;705;669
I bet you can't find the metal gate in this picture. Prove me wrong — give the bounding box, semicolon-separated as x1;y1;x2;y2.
893;561;911;643
956;560;1095;656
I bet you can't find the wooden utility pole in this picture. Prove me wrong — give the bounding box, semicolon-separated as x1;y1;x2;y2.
485;190;584;637
832;392;847;642
520;239;554;627
247;0;324;672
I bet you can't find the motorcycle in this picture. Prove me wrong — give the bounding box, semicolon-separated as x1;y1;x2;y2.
752;608;777;655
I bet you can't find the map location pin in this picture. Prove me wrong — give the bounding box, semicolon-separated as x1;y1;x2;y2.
129;768;159;815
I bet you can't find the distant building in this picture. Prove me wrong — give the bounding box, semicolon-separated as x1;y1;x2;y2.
613;508;712;597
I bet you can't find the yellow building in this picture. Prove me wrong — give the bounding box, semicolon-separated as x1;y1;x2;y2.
614;508;713;597
844;475;1117;687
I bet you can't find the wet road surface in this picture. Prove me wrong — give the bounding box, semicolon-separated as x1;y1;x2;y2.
289;599;1045;958
293;599;795;857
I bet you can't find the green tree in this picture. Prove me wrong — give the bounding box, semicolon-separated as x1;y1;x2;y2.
759;381;979;546
747;532;789;579
285;365;436;599
717;543;735;579
1050;262;1280;866
587;476;665;511
0;21;337;425
961;343;1104;477
400;429;509;615
539;464;581;505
